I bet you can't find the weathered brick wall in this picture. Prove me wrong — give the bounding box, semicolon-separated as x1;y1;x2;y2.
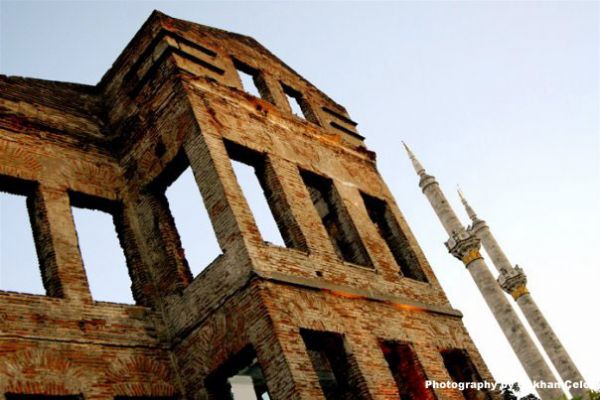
0;10;499;400
168;278;493;400
0;293;177;399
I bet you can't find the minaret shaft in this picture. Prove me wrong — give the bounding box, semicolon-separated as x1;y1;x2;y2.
418;178;562;400
471;221;513;274
468;210;587;398
404;144;563;400
518;293;587;398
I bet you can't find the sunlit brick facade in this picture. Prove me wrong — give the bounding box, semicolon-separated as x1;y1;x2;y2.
0;11;498;400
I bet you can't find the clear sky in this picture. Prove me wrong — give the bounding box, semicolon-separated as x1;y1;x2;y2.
0;0;598;396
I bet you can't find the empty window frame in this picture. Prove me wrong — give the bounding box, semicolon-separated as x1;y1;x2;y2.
379;341;436;400
281;83;319;124
301;329;368;400
441;349;491;400
205;346;271;400
300;170;372;267
233;58;273;102
361;193;427;282
70;192;135;304
0;175;45;295
150;149;222;280
225;140;307;251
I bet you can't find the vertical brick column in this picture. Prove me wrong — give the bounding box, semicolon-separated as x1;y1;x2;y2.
260;156;311;252
272;159;338;256
29;186;92;303
113;204;158;307
121;190;192;297
252;319;305;400
332;183;393;271
262;74;293;113
269;327;328;400
183;127;259;251
344;335;398;399
384;194;443;285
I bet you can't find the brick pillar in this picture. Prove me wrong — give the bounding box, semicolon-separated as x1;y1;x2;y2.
252;320;305;400
114;204;158;307
121;191;192;297
28;186;92;303
261;74;292;113
183;126;256;252
275;160;340;257
348;335;400;399
259;156;309;252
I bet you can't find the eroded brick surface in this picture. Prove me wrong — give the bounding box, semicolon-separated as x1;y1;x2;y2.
0;11;498;400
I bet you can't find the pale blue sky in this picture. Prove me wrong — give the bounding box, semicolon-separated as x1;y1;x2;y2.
0;0;598;396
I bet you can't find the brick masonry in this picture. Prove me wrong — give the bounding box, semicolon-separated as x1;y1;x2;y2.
0;11;499;400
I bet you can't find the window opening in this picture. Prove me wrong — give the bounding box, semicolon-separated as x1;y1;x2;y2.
0;176;44;295
281;83;318;124
164;165;221;277
300;170;371;266
301;329;368;400
225;140;306;250
441;349;491;400
236;67;261;98
205;346;271;400
151;150;222;279
361;193;427;281
70;193;134;304
380;340;436;400
233;59;273;103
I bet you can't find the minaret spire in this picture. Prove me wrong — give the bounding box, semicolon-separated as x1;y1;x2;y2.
457;186;478;221
402;141;426;176
402;144;562;400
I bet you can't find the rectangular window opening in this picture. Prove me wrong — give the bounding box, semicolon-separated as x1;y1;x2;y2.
281;83;318;124
233;59;273;103
160;151;222;278
361;193;428;282
70;192;135;304
380;340;436;400
300;329;367;400
300;170;372;267
0;176;45;296
225;140;303;250
441;349;491;400
235;62;261;98
205;346;271;400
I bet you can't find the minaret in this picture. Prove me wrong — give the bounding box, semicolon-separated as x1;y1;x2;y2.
403;143;563;400
459;189;587;398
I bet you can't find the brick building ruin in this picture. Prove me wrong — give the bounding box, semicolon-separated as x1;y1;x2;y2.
0;11;500;400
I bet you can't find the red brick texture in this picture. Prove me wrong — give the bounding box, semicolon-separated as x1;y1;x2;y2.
0;11;498;400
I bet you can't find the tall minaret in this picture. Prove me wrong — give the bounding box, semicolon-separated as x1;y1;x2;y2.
459;189;587;398
402;143;563;400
